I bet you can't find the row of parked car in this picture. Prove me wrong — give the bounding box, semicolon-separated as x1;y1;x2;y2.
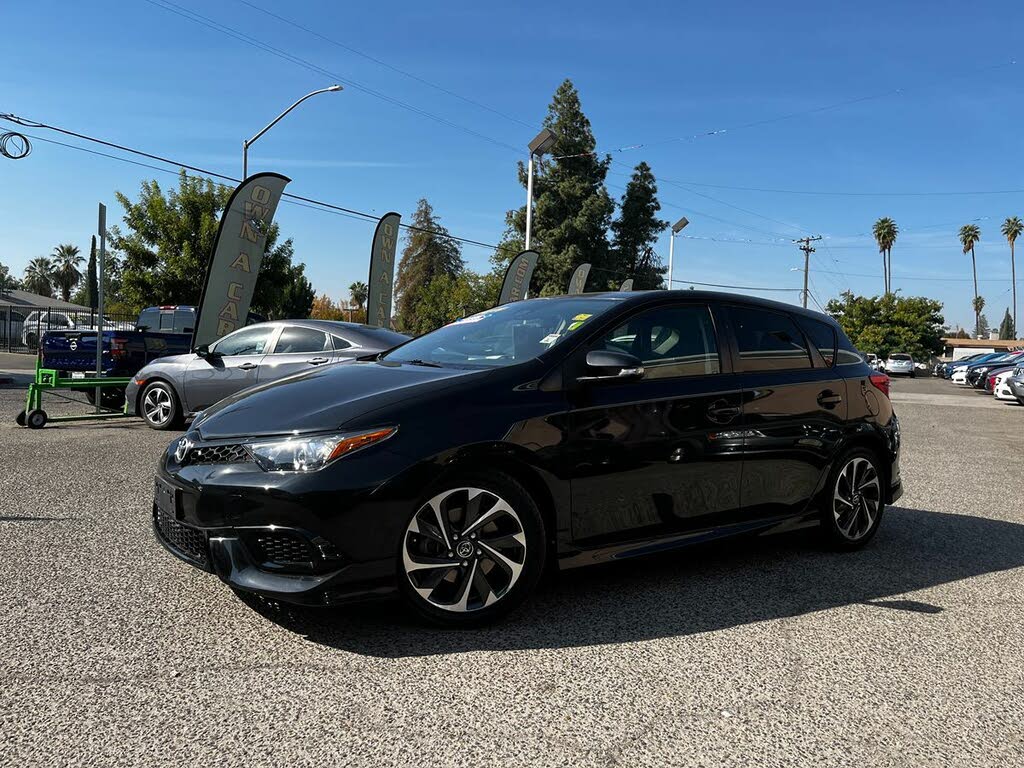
933;350;1024;404
865;352;928;377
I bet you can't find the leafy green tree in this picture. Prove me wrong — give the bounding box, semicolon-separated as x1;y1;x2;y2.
610;161;668;289
0;261;19;293
825;291;945;360
110;170;310;317
499;79;615;294
85;235;98;309
394;198;464;333
348;281;368;314
51;243;83;302
959;223;982;335
998;307;1015;340
1001;216;1022;336
972;296;986;337
310;293;346;321
412;271;496;332
23;256;54;297
977;311;990;339
872;217;898;294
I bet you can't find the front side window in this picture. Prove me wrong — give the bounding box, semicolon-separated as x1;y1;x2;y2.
212;326;272;357
595;304;720;379
731;306;811;372
274;326;329;354
382;297;620;368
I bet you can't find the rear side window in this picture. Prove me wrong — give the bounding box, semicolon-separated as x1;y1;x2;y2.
730;306;811;372
331;335;352;350
273;326;329;354
835;329;864;365
798;317;837;366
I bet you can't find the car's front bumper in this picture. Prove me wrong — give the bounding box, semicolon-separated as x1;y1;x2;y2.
150;439;418;606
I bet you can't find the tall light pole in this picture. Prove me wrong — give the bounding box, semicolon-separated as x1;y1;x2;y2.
668;216;689;289
525;128;557;250
243;85;343;178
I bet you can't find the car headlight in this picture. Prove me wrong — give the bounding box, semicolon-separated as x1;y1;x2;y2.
247;427;396;472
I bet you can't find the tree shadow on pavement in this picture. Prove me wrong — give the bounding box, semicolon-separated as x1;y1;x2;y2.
241;507;1024;657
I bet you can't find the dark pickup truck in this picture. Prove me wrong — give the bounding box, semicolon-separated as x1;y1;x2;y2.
41;305;197;379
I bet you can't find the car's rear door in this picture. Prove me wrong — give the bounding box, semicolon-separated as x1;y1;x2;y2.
182;325;275;411
566;299;746;546
257;324;334;384
726;305;847;520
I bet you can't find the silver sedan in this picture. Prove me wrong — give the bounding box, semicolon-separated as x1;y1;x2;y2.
125;320;409;430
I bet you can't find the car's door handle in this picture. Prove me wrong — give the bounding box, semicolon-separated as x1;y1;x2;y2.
707;401;741;423
307;357;329;365
238;362;258;370
817;391;843;407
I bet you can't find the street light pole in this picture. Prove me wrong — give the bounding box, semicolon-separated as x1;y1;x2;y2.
243;85;343;178
668;217;689;289
524;128;557;250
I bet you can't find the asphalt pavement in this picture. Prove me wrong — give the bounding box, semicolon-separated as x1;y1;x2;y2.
1;376;1022;767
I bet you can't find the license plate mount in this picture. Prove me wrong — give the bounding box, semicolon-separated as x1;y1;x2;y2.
154;478;181;520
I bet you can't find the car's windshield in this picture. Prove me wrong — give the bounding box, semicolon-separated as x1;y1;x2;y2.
382;297;620;368
890;354;911;361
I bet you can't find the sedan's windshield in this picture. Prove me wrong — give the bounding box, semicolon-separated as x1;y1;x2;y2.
382;297;620;368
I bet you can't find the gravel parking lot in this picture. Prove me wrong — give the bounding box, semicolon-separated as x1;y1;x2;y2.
2;376;1022;767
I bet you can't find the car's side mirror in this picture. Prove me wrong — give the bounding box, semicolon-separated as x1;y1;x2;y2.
195;343;216;359
578;350;645;382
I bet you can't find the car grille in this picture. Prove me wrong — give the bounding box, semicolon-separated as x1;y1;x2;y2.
186;443;251;466
252;531;314;565
155;508;208;565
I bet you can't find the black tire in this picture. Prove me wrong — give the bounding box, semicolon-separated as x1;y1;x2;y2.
397;470;546;627
25;332;37;350
26;409;47;429
819;447;885;551
86;387;126;409
910;371;916;378
15;410;26;427
139;380;182;430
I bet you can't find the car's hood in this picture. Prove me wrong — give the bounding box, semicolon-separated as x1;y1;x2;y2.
194;361;484;439
143;353;195;369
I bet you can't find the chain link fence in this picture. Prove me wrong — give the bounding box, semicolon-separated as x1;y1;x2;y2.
0;307;136;354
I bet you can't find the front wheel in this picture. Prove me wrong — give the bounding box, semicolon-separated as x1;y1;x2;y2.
140;380;182;430
820;449;885;550
398;471;546;627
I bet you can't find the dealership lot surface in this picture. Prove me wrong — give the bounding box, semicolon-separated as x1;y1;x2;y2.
1;377;1022;767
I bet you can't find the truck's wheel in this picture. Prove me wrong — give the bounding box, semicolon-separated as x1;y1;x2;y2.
86;387;126;409
140;381;181;430
26;409;47;429
25;332;37;350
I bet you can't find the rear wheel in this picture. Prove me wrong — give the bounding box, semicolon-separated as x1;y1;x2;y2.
398;471;546;627
140;380;181;430
820;448;885;550
85;387;126;409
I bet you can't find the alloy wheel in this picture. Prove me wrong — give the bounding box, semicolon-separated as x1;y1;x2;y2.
832;456;881;541
402;487;527;613
143;386;172;425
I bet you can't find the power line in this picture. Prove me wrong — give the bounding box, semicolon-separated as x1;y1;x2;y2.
794;236;823;308
669;277;802;293
3;115;517;255
140;0;521;154
639;178;1024;198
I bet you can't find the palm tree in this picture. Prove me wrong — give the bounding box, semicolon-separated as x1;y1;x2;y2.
23;256;55;297
349;281;368;313
1001;216;1023;339
959;223;982;336
51;243;83;302
872;217;898;294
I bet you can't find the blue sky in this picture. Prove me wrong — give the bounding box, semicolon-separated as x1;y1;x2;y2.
2;0;1022;331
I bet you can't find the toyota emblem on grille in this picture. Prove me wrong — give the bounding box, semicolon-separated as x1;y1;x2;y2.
174;437;193;464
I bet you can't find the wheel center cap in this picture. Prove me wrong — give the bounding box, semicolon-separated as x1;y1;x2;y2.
456;540;474;559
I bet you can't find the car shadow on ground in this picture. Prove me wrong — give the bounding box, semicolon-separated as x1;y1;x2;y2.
241;507;1024;658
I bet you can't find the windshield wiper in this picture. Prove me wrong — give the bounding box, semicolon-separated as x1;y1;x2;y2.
405;359;444;368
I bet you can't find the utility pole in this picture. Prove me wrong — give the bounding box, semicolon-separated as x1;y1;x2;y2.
794;236;822;309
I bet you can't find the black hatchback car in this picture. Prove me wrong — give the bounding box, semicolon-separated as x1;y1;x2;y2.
153;291;902;626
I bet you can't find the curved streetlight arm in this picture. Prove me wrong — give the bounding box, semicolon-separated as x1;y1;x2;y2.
243;85;342;177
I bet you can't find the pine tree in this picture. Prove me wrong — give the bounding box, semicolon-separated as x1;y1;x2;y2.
610;162;668;289
86;235;99;309
394;198;464;333
500;79;615;294
998;307;1015;340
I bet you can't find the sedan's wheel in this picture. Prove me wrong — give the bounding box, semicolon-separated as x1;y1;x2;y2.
821;449;884;550
399;472;545;626
140;381;181;430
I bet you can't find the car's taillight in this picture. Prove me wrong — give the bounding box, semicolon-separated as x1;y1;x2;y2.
869;373;890;398
110;338;127;359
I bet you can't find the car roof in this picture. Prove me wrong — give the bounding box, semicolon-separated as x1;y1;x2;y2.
525;289;842;326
